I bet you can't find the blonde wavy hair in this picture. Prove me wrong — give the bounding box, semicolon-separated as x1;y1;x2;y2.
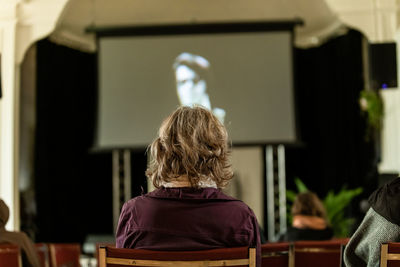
146;106;233;189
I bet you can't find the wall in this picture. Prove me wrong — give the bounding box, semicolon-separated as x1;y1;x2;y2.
0;0;69;230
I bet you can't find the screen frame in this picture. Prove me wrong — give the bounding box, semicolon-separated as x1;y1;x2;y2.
89;20;303;151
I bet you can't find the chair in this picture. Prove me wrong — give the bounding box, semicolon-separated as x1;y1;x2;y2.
381;242;400;267
293;240;344;267
0;244;22;267
261;242;293;267
330;237;350;245
36;243;50;267
48;243;81;267
95;242;115;266
98;246;256;267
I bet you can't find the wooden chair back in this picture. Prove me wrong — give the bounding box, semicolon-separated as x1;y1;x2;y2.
99;246;256;267
293;240;344;267
35;243;50;267
261;242;292;267
95;242;115;266
381;242;400;267
0;244;22;267
49;243;80;267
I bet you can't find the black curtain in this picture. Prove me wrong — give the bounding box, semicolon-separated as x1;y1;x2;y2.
34;39;113;242
286;29;379;223
34;39;149;243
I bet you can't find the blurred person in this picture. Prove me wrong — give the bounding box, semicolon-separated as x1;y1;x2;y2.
173;52;226;123
344;177;400;267
279;192;333;241
116;106;261;266
0;199;41;267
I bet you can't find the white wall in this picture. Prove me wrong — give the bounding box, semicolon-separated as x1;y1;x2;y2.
225;147;264;226
378;30;400;174
0;0;69;230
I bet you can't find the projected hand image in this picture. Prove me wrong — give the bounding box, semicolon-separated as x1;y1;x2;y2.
173;52;226;123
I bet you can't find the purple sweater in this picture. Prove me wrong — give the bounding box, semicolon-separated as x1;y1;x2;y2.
116;187;261;266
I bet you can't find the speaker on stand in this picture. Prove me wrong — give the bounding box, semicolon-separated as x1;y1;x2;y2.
369;42;397;90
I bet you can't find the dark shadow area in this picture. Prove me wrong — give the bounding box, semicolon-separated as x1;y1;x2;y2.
34;39;111;242
286;29;379;234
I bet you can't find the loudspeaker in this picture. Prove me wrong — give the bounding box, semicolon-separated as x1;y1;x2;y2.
369;42;398;89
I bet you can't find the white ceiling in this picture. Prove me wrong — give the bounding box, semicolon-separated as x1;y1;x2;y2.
50;0;345;51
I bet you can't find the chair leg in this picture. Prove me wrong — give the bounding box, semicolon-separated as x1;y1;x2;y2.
381;244;388;267
288;243;294;267
249;247;256;267
99;247;107;267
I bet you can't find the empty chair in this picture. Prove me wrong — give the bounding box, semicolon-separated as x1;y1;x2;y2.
49;243;80;267
35;243;50;267
381;242;400;267
261;242;292;267
0;244;21;267
294;240;344;267
99;245;256;267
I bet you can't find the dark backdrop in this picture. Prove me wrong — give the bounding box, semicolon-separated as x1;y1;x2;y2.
286;29;379;229
34;39;111;242
34;39;148;243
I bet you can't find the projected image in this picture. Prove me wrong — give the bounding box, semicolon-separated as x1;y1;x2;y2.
173;52;226;123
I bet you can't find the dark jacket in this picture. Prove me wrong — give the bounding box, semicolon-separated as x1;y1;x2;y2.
116;187;261;266
368;177;400;226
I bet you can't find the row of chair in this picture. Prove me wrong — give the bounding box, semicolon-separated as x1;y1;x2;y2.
99;240;347;267
37;243;81;267
262;239;348;267
0;243;81;267
263;240;400;267
98;240;400;267
2;240;400;267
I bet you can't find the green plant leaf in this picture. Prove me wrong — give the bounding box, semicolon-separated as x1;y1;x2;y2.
294;177;308;193
359;90;384;140
286;190;297;202
323;186;363;237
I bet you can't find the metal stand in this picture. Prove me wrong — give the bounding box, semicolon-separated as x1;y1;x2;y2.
112;149;131;232
266;145;287;241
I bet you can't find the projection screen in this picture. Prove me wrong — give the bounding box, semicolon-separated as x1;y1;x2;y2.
95;23;298;149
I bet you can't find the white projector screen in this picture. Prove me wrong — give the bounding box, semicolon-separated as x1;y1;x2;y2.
96;24;297;149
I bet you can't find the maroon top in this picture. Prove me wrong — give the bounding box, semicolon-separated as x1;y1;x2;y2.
116;187;261;266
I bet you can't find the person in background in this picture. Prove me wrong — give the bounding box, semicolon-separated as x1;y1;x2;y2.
0;199;41;267
279;192;333;241
344;177;400;267
116;106;261;266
